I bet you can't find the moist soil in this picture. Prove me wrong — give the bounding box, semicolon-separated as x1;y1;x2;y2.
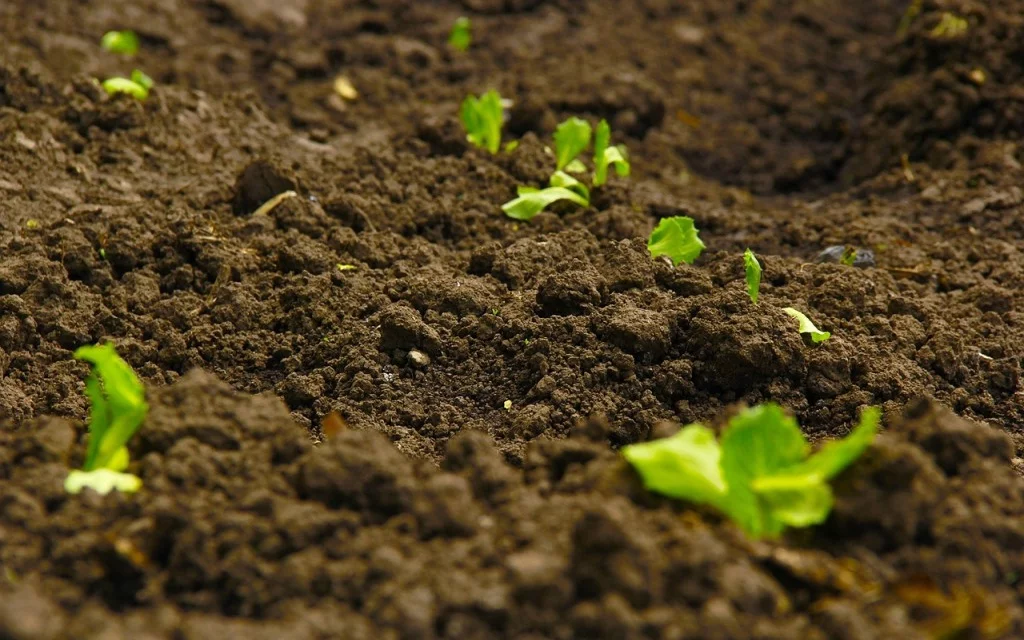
2;0;1024;637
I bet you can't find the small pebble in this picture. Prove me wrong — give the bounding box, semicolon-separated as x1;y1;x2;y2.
408;349;431;368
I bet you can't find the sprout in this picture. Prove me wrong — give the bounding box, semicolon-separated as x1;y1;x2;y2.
448;16;471;52
101;30;140;56
647;217;705;266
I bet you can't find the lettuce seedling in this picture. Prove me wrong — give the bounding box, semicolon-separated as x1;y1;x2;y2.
783;307;831;343
744;248;761;304
449;17;471;51
101;30;140;56
622;404;879;538
502;170;590;221
460;90;504;154
593;120;631;186
554;117;592;171
64;344;148;495
102;69;154;101
648;216;705;265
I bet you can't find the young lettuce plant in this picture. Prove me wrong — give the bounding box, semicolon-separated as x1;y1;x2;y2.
744;249;761;304
460;90;504;154
64;344;148;495
783;307;831;343
502;170;590;221
622;403;880;538
648;216;705;265
448;17;471;52
554;117;592;172
101;30;140;56
593;119;630;186
102;69;154;101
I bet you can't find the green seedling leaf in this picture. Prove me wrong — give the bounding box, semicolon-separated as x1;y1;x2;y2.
839;246;857;266
549;170;590;202
101;30;140;56
744;248;761;304
72;344;148;477
460;90;504;154
554;117;592;171
564;158;587;174
623;403;879;538
131;69;154;91
448;16;471;51
65;469;142;495
593;120;630;186
502;186;588;221
648;216;705;266
621;424;729;509
783;307;831;343
102;77;149;100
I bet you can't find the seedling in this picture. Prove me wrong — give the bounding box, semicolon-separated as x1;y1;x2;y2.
744;249;761;304
502;171;590;221
449;17;471;52
554;117;592;171
593;120;630;186
101;30;140;56
460;90;504;154
930;12;968;38
64;344;148;495
839;246;857;266
647;216;704;266
102;69;154;101
622;403;880;538
783;307;831;343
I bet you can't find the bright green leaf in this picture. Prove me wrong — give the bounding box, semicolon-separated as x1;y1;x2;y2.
130;69;154;91
564;158;587;174
549;170;590;202
101;77;149;101
647;216;705;266
783;307;831;343
65;469;142;495
622;424;729;508
73;344;148;472
101;30;140;56
593;120;631;186
460;90;504;154
448;16;471;52
744;248;761;304
554;117;592;171
502;187;588;221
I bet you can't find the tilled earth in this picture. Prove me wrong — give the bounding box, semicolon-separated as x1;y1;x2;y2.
2;0;1024;638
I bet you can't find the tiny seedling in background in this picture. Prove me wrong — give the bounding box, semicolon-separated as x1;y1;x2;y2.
502;171;590;221
64;344;148;495
101;30;140;56
448;16;471;52
930;12;968;38
554;117;592;171
647;216;705;266
102;69;154;101
744;249;761;304
593;119;631;186
622;403;880;538
460;90;504;154
839;246;857;266
783;307;831;343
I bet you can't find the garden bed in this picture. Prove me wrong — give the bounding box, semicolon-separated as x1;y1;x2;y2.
2;0;1024;637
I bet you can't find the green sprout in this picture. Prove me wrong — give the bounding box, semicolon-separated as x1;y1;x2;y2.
554;117;592;171
102;69;154;101
460;90;504;154
783;307;831;343
64;344;148;495
593;119;631;186
101;30;140;56
647;216;705;266
839;246;857;266
448;17;471;52
502;170;590;221
744;249;761;304
930;12;968;38
622;404;879;538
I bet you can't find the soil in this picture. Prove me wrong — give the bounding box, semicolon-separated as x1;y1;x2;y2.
2;0;1024;637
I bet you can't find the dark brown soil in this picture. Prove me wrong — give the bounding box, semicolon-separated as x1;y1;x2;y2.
2;0;1024;637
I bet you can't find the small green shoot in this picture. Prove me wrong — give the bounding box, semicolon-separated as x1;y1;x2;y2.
502;170;590;221
622;404;880;538
460;90;504;154
839;246;857;266
448;17;471;52
744;249;761;304
565;159;587;173
554;117;592;171
783;308;831;344
593;119;630;186
64;344;148;495
337;263;357;271
648;216;704;266
101;30;140;56
930;12;968;38
102;69;153;101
